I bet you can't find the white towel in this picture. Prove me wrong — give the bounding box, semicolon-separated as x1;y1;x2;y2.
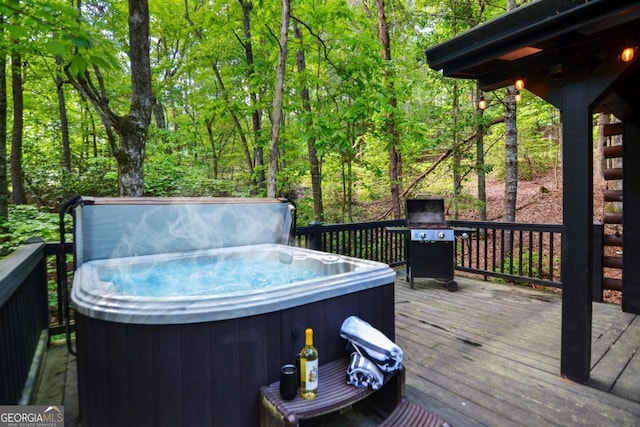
346;351;385;390
340;315;403;373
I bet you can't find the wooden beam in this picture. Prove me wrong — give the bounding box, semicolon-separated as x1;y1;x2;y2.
588;58;633;108
560;58;593;384
524;70;562;108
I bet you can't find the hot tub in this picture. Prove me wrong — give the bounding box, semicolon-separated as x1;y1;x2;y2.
72;244;394;325
69;197;397;427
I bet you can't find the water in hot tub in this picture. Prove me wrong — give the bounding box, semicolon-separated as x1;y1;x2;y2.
97;253;328;297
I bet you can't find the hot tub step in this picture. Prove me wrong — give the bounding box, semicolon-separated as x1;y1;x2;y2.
380;399;450;427
260;358;403;427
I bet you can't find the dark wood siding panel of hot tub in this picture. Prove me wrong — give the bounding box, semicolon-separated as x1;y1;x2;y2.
182;321;214;426
153;325;184;425
126;325;154;427
278;305;301;366
208;317;241;427
75;282;396;427
106;321;131;427
74;315;121;426
239;314;271;427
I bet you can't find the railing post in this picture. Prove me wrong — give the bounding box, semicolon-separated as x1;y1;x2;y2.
309;221;324;251
592;221;604;302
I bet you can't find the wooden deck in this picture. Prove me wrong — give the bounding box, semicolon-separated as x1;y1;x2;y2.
395;274;640;426
36;273;640;426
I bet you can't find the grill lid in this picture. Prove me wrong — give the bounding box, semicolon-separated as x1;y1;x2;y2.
406;199;445;226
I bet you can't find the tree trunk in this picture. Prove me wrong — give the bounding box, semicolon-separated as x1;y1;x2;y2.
376;0;401;219
476;83;487;221
504;0;518;222
114;132;145;196
205;118;220;180
452;80;461;219
56;56;71;172
504;85;518;222
66;0;153;197
341;156;354;222
293;21;324;221
0;18;8;219
11;52;26;205
239;0;265;190
268;0;290;198
113;0;153;196
595;113;609;179
153;102;166;130
347;159;353;222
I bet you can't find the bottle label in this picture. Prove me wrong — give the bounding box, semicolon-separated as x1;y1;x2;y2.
305;359;318;390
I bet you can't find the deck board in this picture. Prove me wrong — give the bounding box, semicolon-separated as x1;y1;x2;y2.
589;314;639;394
608;316;640;402
397;274;640;426
36;272;640;426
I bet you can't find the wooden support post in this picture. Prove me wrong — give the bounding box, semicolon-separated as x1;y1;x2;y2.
308;221;324;251
560;59;593;384
623;121;640;314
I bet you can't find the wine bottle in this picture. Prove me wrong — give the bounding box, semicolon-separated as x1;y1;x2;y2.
299;327;319;399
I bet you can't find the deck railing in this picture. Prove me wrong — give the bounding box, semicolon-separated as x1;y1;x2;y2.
1;217;610;404
294;219;407;267
0;241;49;405
448;220;563;288
294;219;568;288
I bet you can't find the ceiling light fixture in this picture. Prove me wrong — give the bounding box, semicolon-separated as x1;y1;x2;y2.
478;96;487;110
621;47;635;63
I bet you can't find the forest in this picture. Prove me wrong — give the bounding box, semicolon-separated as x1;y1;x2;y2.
0;0;564;252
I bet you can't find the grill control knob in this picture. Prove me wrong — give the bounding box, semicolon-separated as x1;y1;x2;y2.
420;232;427;240
438;232;445;239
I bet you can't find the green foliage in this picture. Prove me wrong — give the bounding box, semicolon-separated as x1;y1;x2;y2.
293;196;316;226
498;249;559;284
4;0;563;229
0;0;112;74
0;205;60;256
24;156;119;206
499;250;540;280
485;95;560;182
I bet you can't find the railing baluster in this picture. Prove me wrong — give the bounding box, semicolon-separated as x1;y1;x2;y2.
538;231;544;281
549;231;555;281
517;230;523;277
528;231;534;279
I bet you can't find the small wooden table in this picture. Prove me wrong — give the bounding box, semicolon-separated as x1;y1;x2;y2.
259;357;404;427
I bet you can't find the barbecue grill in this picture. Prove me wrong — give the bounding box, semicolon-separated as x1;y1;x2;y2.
398;199;458;291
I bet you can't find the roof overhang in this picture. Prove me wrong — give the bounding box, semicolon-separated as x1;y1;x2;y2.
425;0;640;117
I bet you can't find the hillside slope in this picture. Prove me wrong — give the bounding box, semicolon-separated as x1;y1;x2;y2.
460;169;605;225
461;169;620;303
